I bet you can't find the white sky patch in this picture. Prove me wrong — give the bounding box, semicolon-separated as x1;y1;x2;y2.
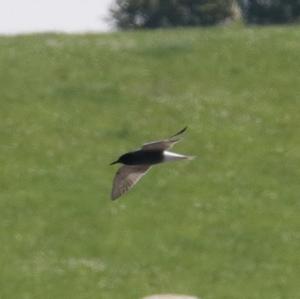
0;0;114;34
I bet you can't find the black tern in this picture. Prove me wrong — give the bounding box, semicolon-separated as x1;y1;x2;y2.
110;127;193;200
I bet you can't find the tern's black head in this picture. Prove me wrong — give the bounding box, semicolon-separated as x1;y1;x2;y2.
110;153;131;165
110;153;130;165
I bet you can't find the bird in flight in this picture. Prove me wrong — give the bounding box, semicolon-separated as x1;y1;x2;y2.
110;127;193;200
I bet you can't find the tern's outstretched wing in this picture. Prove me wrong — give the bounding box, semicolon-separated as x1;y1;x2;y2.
142;126;187;151
111;165;151;200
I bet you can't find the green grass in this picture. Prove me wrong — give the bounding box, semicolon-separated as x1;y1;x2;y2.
0;26;299;299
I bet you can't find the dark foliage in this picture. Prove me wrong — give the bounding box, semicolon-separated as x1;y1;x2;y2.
242;0;300;24
110;0;236;29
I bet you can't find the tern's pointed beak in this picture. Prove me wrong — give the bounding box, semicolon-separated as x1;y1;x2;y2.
110;160;119;165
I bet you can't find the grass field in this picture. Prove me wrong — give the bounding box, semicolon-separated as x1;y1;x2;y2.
0;26;299;299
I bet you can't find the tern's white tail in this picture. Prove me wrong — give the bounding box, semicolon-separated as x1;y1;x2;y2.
163;151;194;162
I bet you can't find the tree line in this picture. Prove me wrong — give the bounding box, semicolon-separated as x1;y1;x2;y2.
110;0;300;29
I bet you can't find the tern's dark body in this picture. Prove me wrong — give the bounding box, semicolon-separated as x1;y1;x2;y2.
116;150;163;165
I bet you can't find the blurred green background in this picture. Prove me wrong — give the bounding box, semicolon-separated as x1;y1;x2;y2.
0;26;299;299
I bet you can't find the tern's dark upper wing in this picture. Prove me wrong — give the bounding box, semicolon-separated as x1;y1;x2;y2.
169;126;187;138
142;127;187;151
111;165;151;200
